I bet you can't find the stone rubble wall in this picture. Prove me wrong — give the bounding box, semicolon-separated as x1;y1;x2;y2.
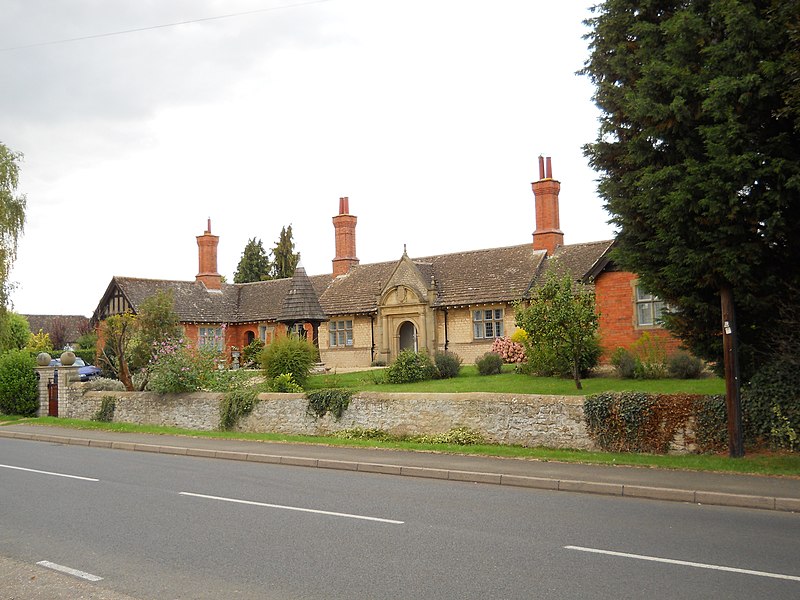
67;387;595;450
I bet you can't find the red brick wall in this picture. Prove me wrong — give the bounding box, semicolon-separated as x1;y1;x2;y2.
595;270;681;361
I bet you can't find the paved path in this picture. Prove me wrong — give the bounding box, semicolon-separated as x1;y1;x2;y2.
1;423;798;512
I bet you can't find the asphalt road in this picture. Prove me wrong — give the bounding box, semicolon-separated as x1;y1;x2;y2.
1;437;799;599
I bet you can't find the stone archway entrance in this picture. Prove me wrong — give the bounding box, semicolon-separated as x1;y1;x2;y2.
398;321;417;352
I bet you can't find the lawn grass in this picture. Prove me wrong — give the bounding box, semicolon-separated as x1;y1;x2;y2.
7;415;798;477
306;364;726;396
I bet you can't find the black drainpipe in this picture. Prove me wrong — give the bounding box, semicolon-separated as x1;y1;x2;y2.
444;308;449;352
370;314;375;364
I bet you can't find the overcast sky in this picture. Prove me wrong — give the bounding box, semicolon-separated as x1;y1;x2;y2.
1;0;612;317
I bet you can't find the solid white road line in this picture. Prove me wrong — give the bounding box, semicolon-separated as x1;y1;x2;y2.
0;463;99;482
180;491;404;524
36;560;103;582
565;545;800;582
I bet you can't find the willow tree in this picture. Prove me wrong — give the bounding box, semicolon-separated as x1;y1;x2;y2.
0;143;27;341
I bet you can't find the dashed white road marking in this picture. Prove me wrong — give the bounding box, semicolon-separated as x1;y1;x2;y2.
36;560;103;582
0;463;99;482
180;491;404;524
565;546;800;582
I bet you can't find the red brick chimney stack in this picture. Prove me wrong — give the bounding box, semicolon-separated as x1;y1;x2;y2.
196;218;222;290
332;197;359;277
531;156;563;256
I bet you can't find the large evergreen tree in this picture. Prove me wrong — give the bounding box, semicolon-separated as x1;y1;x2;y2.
582;0;800;379
233;237;272;283
271;225;300;279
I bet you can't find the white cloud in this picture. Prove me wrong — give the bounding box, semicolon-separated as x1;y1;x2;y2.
2;0;612;316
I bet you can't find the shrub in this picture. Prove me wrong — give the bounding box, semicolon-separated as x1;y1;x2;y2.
416;427;486;445
742;358;800;449
219;388;260;430
0;349;38;416
260;335;317;387
92;396;116;422
385;350;436;384
668;351;704;379
630;332;668;379
83;377;125;392
271;373;303;393
241;338;264;367
490;336;526;363
475;352;503;376
333;428;393;441
611;347;638;379
148;343;214;393
434;351;462;379
306;388;353;419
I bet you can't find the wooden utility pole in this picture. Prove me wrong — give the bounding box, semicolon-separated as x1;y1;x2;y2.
720;285;745;457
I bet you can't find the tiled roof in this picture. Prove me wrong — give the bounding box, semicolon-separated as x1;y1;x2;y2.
276;267;328;322
111;277;236;323
532;240;616;288
96;241;613;323
24;315;89;342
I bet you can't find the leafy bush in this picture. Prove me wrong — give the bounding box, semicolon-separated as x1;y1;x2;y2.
475;352;503;376
260;335;317;387
630;332;668;379
416;427;486;445
92;396;116;422
742;358;800;449
219;388;260;430
386;350;436;384
83;377;125;392
611;347;638;379
434;351;462;379
0;350;38;416
306;388;352;419
147;343;215;393
490;336;526;363
668;351;704;379
241;338;264;367
271;373;303;393
333;428;394;441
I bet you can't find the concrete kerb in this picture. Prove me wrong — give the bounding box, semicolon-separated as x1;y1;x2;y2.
1;429;795;513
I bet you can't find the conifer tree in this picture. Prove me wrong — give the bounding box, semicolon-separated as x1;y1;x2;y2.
233;238;272;283
582;0;800;378
271;225;300;279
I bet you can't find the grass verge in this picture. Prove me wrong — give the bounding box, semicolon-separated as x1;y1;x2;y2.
5;416;798;477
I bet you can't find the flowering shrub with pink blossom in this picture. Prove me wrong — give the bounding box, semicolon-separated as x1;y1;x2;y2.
490;336;527;364
147;339;217;393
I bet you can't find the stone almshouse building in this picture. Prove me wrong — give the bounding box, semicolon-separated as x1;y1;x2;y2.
92;158;679;369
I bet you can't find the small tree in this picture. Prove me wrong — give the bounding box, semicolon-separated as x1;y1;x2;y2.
25;328;53;355
515;274;600;389
99;312;137;391
233;237;272;283
0;312;30;351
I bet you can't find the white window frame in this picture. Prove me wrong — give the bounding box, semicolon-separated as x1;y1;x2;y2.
329;320;354;347
473;308;504;340
199;326;224;351
635;286;666;327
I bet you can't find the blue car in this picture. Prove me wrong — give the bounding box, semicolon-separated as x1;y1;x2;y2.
49;357;102;381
